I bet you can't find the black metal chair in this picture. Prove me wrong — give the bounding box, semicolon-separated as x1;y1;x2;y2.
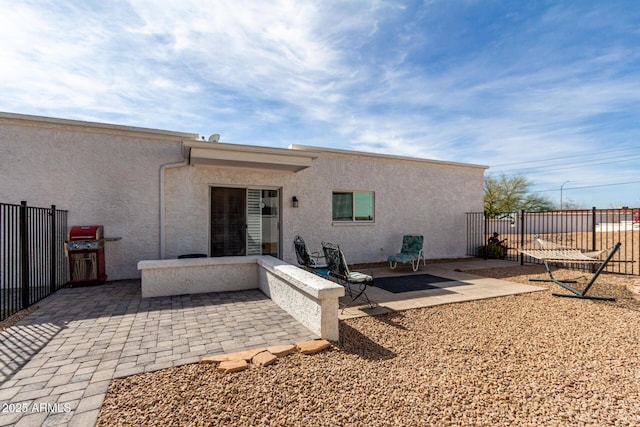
321;241;373;311
293;236;329;277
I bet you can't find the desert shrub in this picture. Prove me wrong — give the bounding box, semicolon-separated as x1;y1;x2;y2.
477;243;507;259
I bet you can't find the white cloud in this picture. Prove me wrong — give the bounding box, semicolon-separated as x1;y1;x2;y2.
1;0;639;206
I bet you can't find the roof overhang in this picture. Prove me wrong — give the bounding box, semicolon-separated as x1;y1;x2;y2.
183;141;317;172
289;144;489;170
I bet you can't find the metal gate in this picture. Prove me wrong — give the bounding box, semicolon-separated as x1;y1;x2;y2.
1;201;68;321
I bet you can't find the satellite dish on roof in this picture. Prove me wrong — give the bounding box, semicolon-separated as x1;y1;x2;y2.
208;134;220;142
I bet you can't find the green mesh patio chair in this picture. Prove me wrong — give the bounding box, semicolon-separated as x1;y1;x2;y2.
387;235;425;272
322;241;373;311
293;235;329;277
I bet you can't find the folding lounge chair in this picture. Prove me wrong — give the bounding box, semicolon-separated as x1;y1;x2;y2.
387;235;425;272
322;241;374;311
518;236;621;301
293;236;329;277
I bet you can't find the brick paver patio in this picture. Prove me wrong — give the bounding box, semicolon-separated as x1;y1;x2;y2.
0;280;318;426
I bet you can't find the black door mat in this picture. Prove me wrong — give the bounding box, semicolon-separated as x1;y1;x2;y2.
374;274;455;293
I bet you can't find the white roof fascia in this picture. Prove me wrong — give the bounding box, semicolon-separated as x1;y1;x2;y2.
0;111;199;141
183;141;317;172
289;144;489;170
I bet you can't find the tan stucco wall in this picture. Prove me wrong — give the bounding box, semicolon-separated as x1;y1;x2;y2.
0;113;194;280
164;150;485;265
1;113;485;281
164;165;291;258
286;152;484;263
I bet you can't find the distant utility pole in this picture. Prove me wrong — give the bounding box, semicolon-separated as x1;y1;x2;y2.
560;180;570;210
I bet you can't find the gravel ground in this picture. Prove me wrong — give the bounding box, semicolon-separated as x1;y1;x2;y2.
97;265;640;426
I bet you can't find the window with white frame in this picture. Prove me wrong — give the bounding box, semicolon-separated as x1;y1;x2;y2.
332;191;374;222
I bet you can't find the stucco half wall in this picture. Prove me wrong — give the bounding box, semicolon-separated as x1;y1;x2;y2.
138;255;345;340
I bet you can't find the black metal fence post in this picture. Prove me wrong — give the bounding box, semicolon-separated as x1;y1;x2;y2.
591;206;599;274
591;206;597;251
483;211;488;248
20;201;29;310
50;205;57;294
520;209;525;265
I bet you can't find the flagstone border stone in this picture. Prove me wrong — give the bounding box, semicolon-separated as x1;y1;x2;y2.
200;339;331;374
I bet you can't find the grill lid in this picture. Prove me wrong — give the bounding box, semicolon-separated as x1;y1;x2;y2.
69;225;104;241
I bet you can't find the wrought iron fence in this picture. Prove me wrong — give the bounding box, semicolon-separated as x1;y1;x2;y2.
1;201;68;321
466;208;640;275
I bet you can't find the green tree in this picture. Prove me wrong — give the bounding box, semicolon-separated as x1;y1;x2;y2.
484;174;553;217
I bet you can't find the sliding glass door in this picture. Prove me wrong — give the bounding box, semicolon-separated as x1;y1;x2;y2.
210;187;246;257
210;187;279;257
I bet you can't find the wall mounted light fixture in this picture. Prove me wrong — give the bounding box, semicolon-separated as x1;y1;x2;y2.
292;196;299;208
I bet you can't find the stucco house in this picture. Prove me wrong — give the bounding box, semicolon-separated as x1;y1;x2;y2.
0;112;487;281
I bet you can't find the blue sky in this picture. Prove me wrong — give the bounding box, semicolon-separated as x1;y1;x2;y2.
2;0;639;208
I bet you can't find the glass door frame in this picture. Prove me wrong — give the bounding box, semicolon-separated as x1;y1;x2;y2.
208;185;281;258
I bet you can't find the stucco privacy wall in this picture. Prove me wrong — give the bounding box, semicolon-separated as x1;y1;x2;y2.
0;112;195;280
164;146;486;265
137;255;345;340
